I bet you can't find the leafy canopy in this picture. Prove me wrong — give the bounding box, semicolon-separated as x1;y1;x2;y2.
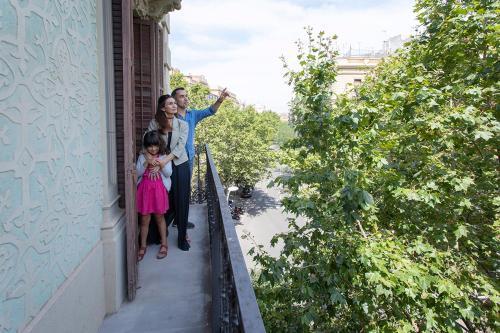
253;1;499;332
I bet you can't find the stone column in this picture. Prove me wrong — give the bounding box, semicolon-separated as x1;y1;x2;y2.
97;0;127;314
161;14;172;93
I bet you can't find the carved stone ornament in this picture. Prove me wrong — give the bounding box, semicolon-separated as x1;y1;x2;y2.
134;0;182;21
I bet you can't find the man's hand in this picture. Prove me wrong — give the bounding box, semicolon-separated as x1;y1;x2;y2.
212;88;230;112
217;88;230;103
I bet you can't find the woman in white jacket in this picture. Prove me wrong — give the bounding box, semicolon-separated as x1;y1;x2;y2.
147;95;191;251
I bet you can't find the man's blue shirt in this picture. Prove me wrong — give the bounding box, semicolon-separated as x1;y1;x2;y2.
177;106;216;161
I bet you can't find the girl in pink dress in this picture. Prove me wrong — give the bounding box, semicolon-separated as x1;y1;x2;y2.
136;130;172;261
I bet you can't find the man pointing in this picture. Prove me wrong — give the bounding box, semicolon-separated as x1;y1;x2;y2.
171;87;230;229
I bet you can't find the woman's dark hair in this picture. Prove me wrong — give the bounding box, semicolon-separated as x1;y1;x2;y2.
155;94;172;130
143;130;167;155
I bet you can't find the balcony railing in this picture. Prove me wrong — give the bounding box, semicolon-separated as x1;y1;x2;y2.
192;144;266;332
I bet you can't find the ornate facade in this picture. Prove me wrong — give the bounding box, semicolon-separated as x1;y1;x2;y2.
0;1;179;332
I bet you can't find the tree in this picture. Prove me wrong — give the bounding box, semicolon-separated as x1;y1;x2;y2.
196;103;280;188
169;70;211;109
253;1;499;331
274;120;295;147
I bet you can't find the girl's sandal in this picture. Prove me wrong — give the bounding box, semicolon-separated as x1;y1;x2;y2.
156;244;168;259
137;246;147;262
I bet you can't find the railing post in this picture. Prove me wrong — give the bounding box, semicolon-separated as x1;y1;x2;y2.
191;144;207;204
197;145;203;203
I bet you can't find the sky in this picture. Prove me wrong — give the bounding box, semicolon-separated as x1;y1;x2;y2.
170;0;417;114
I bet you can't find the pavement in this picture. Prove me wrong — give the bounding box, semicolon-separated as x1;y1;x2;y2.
99;204;211;333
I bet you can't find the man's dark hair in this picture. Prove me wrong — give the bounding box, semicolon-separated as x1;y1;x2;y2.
171;87;186;98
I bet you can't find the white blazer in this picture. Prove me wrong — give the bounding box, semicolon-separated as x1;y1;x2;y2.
147;118;189;166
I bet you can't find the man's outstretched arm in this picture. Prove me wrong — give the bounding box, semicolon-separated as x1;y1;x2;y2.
193;88;231;124
211;88;230;112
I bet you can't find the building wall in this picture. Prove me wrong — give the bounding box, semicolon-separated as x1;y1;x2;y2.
162;14;172;92
0;1;104;332
332;56;381;95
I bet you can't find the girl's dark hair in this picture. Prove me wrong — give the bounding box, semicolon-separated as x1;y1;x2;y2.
155;94;172;130
143;130;167;155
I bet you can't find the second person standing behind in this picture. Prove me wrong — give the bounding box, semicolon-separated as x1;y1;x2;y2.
147;95;191;251
172;87;230;174
171;87;230;229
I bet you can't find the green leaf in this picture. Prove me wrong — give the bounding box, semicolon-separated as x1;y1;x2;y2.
329;289;346;304
474;130;493;141
362;191;374;206
454;225;468;239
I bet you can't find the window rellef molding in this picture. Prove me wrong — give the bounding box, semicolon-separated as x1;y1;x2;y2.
133;0;182;21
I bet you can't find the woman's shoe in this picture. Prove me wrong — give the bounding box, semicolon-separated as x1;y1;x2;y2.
137;246;147;262
156;244;168;259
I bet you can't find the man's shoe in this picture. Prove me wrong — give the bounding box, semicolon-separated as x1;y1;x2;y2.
178;241;190;251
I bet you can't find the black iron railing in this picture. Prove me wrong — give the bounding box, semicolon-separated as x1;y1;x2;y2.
192;144;265;333
190;144;207;204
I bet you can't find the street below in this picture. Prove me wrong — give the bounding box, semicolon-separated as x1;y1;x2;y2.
233;170;305;270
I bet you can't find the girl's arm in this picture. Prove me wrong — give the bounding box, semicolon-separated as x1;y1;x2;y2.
136;154;147;178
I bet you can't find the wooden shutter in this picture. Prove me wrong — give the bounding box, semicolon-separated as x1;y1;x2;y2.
112;0;137;301
133;19;159;155
112;0;126;208
158;27;164;94
113;8;164;301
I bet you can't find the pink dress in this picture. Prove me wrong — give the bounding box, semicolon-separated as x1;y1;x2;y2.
136;167;169;215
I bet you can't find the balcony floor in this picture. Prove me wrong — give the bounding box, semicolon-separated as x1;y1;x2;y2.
99;204;211;333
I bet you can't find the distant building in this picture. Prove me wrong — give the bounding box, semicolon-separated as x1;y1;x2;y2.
383;34;405;55
332;56;382;95
253;104;268;113
278;113;289;122
210;86;239;105
332;35;407;95
184;73;209;86
173;69;241;106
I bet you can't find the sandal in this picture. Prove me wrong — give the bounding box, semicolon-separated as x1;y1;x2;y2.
156;244;168;259
137;246;147;262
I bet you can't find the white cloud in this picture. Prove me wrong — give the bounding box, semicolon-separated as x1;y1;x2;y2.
170;0;417;114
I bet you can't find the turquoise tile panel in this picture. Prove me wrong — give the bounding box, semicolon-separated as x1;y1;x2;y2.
0;1;102;332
